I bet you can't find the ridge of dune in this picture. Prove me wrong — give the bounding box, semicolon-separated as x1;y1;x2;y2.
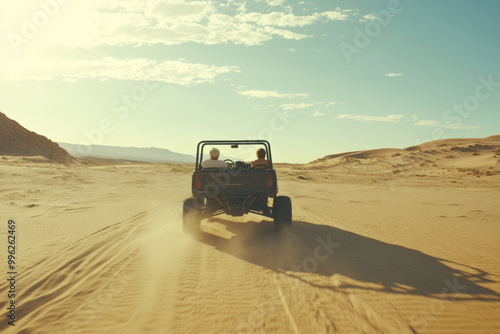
0;111;74;164
309;135;500;177
312;151;363;163
404;135;500;151
311;149;403;163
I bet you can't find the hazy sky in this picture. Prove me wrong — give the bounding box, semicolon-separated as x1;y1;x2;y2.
1;0;499;163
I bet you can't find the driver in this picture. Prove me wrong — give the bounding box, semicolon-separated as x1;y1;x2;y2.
251;148;269;169
201;147;227;169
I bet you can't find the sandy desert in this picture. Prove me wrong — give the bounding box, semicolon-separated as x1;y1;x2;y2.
2;0;499;332
1;136;499;333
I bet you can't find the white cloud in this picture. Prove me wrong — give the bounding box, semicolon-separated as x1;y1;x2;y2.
237;89;309;98
385;72;404;77
359;13;377;22
289;48;296;52
238;10;351;28
337;114;403;124
322;10;354;21
0;56;236;86
325;102;336;107
312;111;325;117
255;0;286;6
148;0;214;19
413;120;479;130
263;26;309;40
1;1;357;84
2;1;356;51
280;102;314;110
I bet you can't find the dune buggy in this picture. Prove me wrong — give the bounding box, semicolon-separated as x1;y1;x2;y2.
183;140;292;234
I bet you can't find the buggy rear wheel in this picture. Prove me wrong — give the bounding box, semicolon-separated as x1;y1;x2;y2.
273;196;292;232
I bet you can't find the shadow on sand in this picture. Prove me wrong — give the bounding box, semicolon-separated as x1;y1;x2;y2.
197;217;500;301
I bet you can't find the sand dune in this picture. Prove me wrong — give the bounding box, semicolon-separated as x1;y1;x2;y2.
1;139;500;333
309;136;500;178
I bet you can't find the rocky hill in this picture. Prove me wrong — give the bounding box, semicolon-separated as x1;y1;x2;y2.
0;112;74;164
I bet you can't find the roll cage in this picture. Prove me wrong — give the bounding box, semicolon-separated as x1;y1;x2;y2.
195;140;273;171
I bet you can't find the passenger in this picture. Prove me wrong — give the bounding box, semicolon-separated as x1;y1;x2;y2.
201;147;227;169
251;148;269;169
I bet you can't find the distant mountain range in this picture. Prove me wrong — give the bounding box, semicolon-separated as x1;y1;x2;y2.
59;142;244;164
58;143;196;164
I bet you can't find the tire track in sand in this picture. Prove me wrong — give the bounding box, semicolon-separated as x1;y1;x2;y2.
0;198;192;334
